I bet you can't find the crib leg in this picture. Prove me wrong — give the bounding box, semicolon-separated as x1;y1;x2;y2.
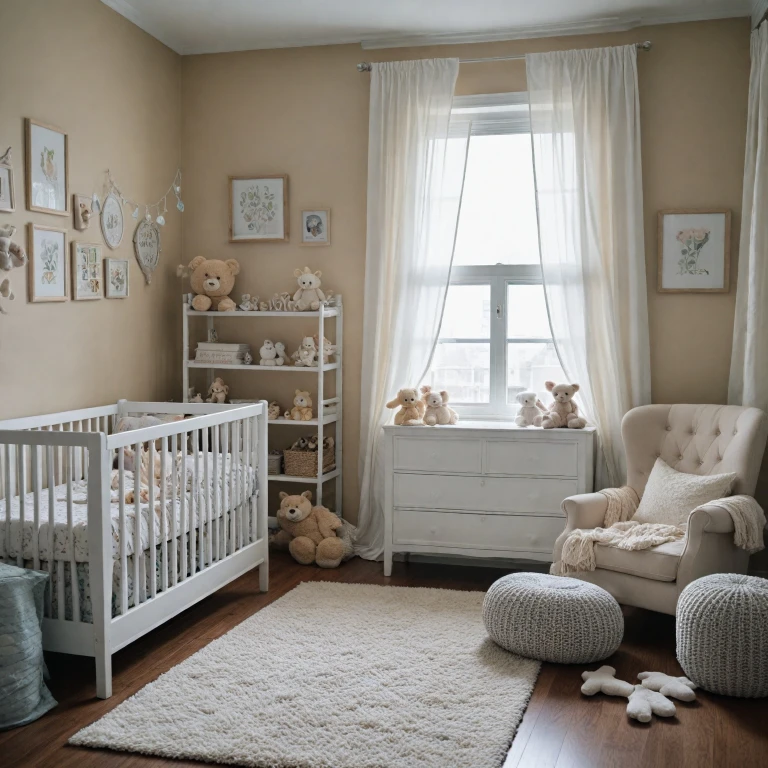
259;562;269;592
95;646;113;699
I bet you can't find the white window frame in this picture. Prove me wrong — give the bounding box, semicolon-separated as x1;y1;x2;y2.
434;92;556;420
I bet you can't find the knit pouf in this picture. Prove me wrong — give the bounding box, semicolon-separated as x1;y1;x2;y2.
483;572;623;664
677;574;768;698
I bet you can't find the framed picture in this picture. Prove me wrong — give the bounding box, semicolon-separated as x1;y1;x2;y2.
229;175;288;243
658;209;731;293
73;193;93;231
104;257;129;298
133;219;160;284
28;224;67;302
301;208;330;246
101;192;124;249
71;241;103;300
26;118;69;215
0;147;16;212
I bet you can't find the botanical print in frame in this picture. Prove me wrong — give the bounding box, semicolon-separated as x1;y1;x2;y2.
101;192;124;249
0;147;15;212
301;208;330;246
72;241;103;300
229;175;288;243
658;209;731;293
26;118;69;215
104;257;129;299
28;223;67;302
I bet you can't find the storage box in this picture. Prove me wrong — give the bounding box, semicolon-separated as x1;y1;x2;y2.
283;447;335;478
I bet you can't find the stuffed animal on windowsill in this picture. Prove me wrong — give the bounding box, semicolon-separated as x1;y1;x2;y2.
535;381;587;429
515;391;547;427
386;388;425;426
420;385;458;426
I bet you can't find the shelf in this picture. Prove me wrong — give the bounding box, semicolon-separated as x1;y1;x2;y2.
187;308;340;318
269;416;338;426
187;362;339;372
268;469;340;484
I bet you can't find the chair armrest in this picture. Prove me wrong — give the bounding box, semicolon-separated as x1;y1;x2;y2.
686;504;735;535
552;492;609;565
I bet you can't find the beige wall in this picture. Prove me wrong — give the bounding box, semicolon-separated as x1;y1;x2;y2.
0;0;182;420
181;18;751;523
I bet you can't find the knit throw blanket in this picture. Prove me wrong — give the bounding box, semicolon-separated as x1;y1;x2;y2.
552;487;766;576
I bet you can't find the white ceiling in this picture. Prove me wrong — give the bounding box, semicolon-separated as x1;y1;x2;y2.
102;0;757;55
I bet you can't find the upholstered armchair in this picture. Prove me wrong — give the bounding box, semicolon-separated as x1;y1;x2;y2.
552;404;768;615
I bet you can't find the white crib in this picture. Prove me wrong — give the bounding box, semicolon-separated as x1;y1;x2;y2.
0;399;268;699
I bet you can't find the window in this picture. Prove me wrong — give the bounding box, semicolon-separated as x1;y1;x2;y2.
424;93;565;417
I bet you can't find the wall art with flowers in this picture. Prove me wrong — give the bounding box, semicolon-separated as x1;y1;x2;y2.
229;175;288;243
105;258;129;299
658;209;730;293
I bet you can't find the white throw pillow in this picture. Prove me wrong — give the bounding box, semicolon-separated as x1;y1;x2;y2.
632;458;736;528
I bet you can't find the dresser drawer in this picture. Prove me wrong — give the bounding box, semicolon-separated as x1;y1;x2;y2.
394;437;482;474
393;509;564;553
485;438;579;477
393;473;576;513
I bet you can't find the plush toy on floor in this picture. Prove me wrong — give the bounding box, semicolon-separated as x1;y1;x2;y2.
637;671;697;702
420;385;459;426
515;391;547;427
581;666;634;697
386;388;425;426
626;685;676;722
275;490;345;568
535;381;587;429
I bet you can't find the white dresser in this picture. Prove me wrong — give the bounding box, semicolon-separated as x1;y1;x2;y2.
382;422;595;575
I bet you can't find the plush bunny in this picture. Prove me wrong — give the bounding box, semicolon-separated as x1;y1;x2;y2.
260;340;284;366
626;685;676;722
386;388;425;426
581;666;634;697
535;381;587;429
514;391;546;427
420;385;459;426
637;672;696;702
293;267;326;311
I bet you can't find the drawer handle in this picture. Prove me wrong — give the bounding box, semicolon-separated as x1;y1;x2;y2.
480;479;486;487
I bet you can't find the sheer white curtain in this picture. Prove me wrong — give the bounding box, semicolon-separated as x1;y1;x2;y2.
729;22;768;411
355;59;468;559
526;45;651;488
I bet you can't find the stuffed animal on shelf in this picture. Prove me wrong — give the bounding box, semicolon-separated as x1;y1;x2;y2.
243;351;253;365
239;293;260;311
637;671;697;702
206;377;229;404
386;388;425;426
292;267;326;311
515;391;547;427
291;336;318;367
259;340;285;366
581;666;634;697
267;401;282;420
313;334;337;364
420;385;458;426
274;490;345;568
187;387;204;404
285;390;314;421
187;255;240;312
626;685;676;723
535;381;587;429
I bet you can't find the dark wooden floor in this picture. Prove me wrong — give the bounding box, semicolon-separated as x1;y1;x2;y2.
2;552;766;768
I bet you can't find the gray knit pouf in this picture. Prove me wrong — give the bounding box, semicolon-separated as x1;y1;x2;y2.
483;572;623;663
677;574;768;698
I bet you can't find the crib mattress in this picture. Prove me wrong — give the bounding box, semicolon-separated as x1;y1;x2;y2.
0;453;256;563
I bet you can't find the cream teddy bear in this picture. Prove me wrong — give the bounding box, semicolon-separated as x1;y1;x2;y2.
291;337;318;367
293;267;326;311
535;381;587;429
420;385;458;426
386;388;425;426
514;391;546;427
206;377;228;403
259;340;285;366
285;390;314;421
274;491;344;568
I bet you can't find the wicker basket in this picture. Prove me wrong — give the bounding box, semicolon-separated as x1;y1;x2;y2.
283;447;335;478
267;451;282;475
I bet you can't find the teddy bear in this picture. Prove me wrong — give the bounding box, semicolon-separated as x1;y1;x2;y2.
187;255;240;312
0;225;27;272
312;334;336;364
267;401;282;420
386;388;425;426
285;390;314;421
420;385;459;426
291;337;318;367
259;340;285;366
274;490;345;567
515;391;547;427
206;377;229;404
534;381;587;429
292;267;326;310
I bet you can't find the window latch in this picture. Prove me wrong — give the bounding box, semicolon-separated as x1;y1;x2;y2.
496;304;503;320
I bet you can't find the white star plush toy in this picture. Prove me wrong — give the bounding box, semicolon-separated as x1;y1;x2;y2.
626;684;677;723
637;671;697;702
581;666;634;697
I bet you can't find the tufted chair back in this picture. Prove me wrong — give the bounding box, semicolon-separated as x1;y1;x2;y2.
622;404;768;497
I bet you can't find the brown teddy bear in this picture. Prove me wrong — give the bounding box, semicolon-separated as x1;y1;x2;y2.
187;255;240;312
535;381;587;429
285;389;313;421
386;388;425;425
275;490;345;568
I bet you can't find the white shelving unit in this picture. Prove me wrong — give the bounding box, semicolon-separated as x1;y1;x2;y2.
182;297;343;516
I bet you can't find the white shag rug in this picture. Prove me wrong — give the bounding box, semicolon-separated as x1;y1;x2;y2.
70;582;540;768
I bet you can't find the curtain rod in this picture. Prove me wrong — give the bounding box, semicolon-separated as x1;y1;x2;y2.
356;41;652;72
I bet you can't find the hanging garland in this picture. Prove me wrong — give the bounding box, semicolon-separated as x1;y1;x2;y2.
93;168;184;227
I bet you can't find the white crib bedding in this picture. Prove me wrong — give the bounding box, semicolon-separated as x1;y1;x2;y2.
0;453;256;563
